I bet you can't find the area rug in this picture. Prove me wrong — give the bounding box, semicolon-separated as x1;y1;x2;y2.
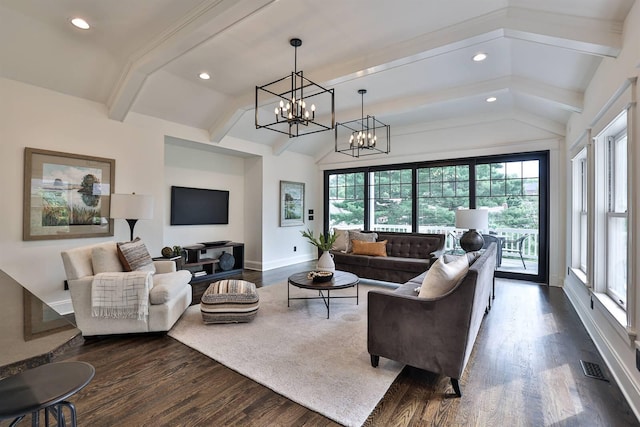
168;281;403;427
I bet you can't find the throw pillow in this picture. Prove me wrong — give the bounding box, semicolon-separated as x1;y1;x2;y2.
347;230;378;253
351;240;388;257
331;228;353;252
417;254;469;299
91;243;124;274
117;238;156;273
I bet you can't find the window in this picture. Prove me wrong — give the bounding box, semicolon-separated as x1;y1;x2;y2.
417;165;469;232
324;151;549;283
571;149;588;274
328;172;365;229
370;169;413;232
606;133;627;308
592;110;628;311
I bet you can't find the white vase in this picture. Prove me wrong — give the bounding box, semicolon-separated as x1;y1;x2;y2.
317;250;335;272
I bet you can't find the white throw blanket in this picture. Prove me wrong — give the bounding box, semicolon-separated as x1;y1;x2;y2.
91;271;151;321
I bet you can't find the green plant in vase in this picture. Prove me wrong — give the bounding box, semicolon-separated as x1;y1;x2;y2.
301;229;337;272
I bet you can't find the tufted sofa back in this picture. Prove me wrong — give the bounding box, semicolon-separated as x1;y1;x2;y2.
376;232;445;259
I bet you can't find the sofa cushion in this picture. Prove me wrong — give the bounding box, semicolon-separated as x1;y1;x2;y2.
368;256;429;273
418;254;469;299
331;251;371;267
377;232;444;258
149;270;191;304
348;230;377;252
331;228;353;252
352;240;387;257
91;243;124;274
117;238;156;273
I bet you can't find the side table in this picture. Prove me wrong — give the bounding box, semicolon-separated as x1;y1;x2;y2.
0;361;95;426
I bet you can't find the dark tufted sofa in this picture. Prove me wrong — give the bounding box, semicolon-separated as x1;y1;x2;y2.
330;232;445;283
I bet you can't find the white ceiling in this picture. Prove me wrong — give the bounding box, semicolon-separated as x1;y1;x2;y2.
0;0;635;157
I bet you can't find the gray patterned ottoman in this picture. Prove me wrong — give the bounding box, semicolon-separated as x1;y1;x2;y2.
200;279;259;324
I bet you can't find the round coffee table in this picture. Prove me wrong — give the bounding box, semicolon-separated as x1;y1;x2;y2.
287;270;359;319
0;361;95;426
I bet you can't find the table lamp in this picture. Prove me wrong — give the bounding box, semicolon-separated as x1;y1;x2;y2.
455;208;488;252
110;193;154;241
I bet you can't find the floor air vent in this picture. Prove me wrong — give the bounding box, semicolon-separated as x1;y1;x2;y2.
580;360;609;382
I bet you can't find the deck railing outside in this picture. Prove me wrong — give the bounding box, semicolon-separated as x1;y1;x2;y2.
368;224;538;261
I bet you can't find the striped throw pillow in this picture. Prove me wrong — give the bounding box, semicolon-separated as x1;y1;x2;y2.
117;238;156;273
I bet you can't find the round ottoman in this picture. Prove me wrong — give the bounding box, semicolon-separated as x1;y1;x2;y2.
200;279;259;324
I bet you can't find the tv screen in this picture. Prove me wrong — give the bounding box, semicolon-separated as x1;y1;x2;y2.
170;186;229;225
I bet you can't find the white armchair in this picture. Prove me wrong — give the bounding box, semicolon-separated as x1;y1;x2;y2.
61;241;192;336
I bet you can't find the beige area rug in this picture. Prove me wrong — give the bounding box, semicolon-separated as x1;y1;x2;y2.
168;281;403;427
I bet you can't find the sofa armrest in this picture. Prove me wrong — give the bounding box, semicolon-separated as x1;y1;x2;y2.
367;285;474;379
153;260;177;274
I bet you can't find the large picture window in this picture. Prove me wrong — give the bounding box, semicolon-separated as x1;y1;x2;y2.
324;152;549;283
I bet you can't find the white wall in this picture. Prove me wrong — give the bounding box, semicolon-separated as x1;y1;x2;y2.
244;156;263;270
163;141;247;249
0;78;165;308
563;1;640;418
261;151;322;271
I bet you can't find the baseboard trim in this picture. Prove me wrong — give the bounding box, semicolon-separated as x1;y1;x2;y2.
564;278;640;422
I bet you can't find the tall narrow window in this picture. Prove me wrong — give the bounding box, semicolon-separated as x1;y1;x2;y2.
606;133;627;308
571;150;588;275
579;157;588;273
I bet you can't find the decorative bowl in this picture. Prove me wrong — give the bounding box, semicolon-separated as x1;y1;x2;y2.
307;271;334;283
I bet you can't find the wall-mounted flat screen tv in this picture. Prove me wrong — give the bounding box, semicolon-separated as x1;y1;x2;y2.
170;186;229;225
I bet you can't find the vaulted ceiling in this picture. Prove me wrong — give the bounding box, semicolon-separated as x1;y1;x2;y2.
1;0;635;158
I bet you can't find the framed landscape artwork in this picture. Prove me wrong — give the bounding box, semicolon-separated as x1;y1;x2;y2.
23;147;115;240
280;180;305;227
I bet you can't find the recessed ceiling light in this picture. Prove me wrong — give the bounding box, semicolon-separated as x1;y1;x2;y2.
199;72;211;80
70;17;90;30
472;53;487;62
486;96;497;103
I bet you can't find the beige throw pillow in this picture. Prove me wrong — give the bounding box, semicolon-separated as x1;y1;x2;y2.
91;243;124;274
117;238;156;273
347;231;378;253
331;228;352;252
417;254;469;299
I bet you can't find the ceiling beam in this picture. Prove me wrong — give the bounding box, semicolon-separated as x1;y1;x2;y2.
108;0;276;122
333;76;581;123
207;92;253;143
317;7;622;88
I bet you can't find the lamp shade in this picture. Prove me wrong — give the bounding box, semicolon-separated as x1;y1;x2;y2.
455;208;488;230
110;193;154;220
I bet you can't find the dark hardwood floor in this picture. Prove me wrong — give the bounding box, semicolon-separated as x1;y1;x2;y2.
11;263;639;426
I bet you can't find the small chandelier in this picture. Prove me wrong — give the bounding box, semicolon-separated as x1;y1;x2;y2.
255;38;335;138
335;89;390;157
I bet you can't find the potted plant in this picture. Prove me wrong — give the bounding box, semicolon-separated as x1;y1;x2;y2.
301;229;338;271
